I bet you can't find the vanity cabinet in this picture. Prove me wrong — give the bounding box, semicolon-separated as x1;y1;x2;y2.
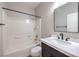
41;43;68;57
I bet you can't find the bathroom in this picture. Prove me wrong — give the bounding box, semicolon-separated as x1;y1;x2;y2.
0;1;79;57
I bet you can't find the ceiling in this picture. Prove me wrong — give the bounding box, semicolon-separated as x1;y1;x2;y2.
4;2;40;9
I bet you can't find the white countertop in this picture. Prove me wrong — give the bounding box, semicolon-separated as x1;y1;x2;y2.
40;37;79;57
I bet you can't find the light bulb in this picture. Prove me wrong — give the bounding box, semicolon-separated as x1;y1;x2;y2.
26;19;30;23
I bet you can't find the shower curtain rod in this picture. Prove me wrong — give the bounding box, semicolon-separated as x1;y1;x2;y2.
2;7;41;18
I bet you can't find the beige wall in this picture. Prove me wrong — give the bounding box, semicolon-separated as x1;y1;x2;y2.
35;2;54;38
35;2;79;39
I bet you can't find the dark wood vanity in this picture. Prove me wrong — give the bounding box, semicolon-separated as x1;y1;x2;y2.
41;43;68;57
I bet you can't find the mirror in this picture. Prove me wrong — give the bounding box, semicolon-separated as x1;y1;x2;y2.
54;2;79;33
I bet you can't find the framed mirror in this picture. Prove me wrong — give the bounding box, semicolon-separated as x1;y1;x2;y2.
54;2;79;33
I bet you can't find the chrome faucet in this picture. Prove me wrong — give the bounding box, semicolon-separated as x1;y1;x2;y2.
58;33;70;41
59;33;64;40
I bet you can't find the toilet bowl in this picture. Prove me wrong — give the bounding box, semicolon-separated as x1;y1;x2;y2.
31;46;41;57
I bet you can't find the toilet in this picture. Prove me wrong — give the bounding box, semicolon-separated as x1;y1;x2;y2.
31;46;41;57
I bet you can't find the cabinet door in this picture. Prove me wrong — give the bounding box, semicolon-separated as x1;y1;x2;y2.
41;43;68;57
42;43;51;57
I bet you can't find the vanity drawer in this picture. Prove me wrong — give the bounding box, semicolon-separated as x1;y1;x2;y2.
41;43;68;57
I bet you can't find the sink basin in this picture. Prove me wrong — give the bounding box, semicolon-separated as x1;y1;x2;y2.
55;39;71;46
50;39;72;46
